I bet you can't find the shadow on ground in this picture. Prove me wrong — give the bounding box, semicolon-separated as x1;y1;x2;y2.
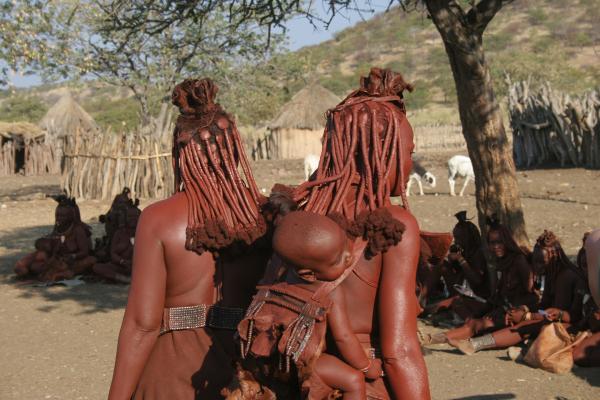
1;224;128;314
571;366;600;387
450;395;516;400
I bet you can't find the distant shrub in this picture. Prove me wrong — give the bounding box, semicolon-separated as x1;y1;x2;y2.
0;95;48;122
83;96;141;131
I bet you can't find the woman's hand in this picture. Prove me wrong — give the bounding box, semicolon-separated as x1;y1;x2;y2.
544;307;569;322
364;359;383;380
505;308;526;326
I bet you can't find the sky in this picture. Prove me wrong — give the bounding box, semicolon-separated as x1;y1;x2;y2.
6;1;392;88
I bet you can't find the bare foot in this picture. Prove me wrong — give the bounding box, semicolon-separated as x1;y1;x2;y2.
448;338;476;355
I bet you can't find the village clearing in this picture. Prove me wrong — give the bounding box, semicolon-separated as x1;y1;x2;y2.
1;156;599;400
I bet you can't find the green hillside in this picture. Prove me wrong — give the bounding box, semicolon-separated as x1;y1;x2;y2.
298;0;599;119
1;0;598;129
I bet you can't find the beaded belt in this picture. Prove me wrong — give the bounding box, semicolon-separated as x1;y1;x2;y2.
160;304;245;334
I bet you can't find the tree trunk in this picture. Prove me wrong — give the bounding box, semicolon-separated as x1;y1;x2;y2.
425;1;529;247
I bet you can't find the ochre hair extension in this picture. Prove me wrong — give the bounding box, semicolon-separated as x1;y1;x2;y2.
172;78;265;254
292;68;413;257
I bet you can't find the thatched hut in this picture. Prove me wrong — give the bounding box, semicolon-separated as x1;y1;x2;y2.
39;92;99;140
0;121;59;175
266;84;341;159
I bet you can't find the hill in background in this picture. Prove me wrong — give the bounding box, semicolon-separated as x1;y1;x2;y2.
1;0;598;129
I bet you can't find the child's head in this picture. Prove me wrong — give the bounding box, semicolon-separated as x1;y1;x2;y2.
273;211;354;281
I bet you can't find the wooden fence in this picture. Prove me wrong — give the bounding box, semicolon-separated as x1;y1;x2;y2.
413;124;466;153
508;80;600;169
62;131;173;200
0;139;61;176
0;140;15;175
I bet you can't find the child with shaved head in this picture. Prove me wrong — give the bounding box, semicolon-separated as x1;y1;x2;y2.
240;211;382;399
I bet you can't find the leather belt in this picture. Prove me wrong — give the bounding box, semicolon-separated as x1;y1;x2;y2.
160;304;244;334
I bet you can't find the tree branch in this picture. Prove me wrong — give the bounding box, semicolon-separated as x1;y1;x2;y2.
466;0;514;35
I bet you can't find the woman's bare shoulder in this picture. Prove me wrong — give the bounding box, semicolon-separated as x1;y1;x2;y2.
139;193;186;222
384;205;419;233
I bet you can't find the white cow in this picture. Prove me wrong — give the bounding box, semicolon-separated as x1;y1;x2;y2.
447;155;474;196
407;160;437;196
303;154;320;181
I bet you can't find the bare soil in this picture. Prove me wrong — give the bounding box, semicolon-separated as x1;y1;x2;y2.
1;157;599;400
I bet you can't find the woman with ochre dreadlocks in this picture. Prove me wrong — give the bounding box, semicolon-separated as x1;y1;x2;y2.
422;217;537;350
449;230;588;355
278;67;429;399
14;195;95;282
107;78;270;399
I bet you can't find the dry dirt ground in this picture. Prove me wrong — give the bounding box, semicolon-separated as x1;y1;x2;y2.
1;156;599;400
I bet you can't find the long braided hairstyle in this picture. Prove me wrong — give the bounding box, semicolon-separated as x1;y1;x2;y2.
292;68;414;258
172;78;266;254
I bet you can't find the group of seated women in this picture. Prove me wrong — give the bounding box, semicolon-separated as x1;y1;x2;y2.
418;211;599;369
13;188;140;284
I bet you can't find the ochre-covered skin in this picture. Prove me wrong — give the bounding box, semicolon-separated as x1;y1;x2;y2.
14;197;95;281
107;78;269;399
288;68;430;399
272;211;383;397
93;205;141;283
573;229;600;367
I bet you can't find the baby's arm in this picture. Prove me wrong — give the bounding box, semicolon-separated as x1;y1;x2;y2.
328;288;382;379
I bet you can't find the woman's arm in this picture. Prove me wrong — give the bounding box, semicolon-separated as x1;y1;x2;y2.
108;207;167;400
379;207;430;399
109;231;131;268
460;252;485;288
72;225;92;260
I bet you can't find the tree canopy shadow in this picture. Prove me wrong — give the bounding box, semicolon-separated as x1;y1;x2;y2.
0;224;128;314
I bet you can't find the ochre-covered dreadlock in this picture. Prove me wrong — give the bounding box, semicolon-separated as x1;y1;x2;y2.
172;78;266;254
294;67;414;217
292;68;414;258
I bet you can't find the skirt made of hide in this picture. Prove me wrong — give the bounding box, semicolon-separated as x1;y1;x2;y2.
133;327;233;399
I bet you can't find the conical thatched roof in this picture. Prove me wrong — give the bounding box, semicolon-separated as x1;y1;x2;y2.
0;121;44;140
39;92;98;136
269;84;341;131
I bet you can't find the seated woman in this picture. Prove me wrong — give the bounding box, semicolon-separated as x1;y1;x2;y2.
95;187;136;262
424;211;490;320
14;196;95;281
573;231;600;367
93;204;141;283
239;211;382;399
422;217;536;346
449;230;587;354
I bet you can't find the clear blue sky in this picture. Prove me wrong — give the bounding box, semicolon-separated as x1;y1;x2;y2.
7;1;391;88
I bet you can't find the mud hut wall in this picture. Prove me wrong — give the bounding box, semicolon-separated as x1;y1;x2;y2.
272;128;323;159
62;131;173;200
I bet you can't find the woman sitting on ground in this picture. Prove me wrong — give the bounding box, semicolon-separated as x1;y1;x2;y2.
14;195;95;281
449;230;587;355
573;231;600;367
421;217;536;346
93;203;141;283
424;211;490;320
